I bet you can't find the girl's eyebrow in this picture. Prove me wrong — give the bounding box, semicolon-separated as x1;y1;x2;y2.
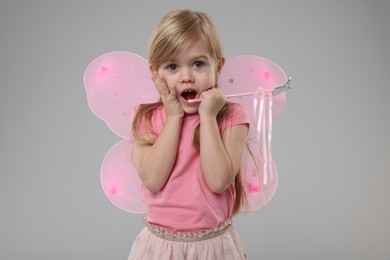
164;54;210;65
192;55;210;60
164;58;177;64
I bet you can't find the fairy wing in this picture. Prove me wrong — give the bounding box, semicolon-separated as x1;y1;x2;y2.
100;139;146;213
84;51;159;139
218;55;289;212
218;55;287;118
84;52;158;213
84;52;289;213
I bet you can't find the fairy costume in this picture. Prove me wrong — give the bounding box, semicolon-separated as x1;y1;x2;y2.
83;52;291;259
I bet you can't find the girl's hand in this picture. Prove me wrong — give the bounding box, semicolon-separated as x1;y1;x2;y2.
198;86;226;119
152;71;184;118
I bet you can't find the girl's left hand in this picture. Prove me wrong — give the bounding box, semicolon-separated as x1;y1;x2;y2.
198;87;226;118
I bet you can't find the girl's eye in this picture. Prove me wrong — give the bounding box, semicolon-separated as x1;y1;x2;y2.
167;64;178;71
193;61;205;68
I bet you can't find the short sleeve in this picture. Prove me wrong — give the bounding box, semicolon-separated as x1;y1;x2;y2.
133;105;167;136
220;103;250;133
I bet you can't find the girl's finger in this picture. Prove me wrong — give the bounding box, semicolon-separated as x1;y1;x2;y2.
151;72;162;95
158;75;170;96
152;72;168;97
168;84;177;97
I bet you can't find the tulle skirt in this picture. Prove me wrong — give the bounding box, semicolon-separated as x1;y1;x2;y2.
128;220;246;260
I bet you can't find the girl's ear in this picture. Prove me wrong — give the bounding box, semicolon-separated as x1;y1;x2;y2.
149;63;160;75
217;57;225;74
149;63;154;74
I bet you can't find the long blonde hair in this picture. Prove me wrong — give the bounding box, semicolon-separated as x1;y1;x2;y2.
132;10;245;215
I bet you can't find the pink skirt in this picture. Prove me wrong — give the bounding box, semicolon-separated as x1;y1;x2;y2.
128;220;247;260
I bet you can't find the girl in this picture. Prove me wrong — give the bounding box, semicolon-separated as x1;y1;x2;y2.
129;10;249;260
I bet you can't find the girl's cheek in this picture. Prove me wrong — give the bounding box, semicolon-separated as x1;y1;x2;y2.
165;77;177;88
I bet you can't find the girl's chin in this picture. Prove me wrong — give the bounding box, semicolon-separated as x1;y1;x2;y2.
182;106;199;115
180;100;199;114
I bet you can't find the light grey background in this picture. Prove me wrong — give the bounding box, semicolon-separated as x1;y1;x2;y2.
1;0;389;259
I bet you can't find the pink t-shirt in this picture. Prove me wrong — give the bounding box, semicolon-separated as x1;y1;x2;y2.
139;103;249;232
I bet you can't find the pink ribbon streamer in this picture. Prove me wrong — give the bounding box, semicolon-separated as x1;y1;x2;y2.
267;93;274;182
252;89;274;186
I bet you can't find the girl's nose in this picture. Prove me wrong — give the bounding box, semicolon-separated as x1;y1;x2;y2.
180;68;194;83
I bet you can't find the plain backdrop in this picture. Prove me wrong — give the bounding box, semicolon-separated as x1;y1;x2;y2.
1;0;389;259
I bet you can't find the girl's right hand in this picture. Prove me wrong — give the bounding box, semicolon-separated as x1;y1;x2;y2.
152;71;184;118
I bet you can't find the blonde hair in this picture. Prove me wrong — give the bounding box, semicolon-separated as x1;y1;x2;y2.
132;10;245;215
148;9;224;70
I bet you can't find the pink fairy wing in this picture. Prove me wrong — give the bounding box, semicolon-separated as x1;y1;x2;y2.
219;55;288;211
239;147;279;212
84;52;157;212
84;51;159;139
219;55;287;120
84;52;289;213
100;139;146;213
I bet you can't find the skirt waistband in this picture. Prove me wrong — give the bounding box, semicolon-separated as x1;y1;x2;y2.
144;218;232;242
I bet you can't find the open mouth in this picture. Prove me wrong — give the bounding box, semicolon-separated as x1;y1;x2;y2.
181;89;197;101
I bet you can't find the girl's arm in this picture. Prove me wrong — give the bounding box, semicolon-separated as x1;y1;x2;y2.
199;88;248;193
132;116;182;192
132;73;183;192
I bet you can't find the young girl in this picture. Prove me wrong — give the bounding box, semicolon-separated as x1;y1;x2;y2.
129;10;249;260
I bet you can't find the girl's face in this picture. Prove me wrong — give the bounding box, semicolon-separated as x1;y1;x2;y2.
157;40;221;114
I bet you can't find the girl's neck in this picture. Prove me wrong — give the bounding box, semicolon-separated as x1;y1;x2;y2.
183;112;199;119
